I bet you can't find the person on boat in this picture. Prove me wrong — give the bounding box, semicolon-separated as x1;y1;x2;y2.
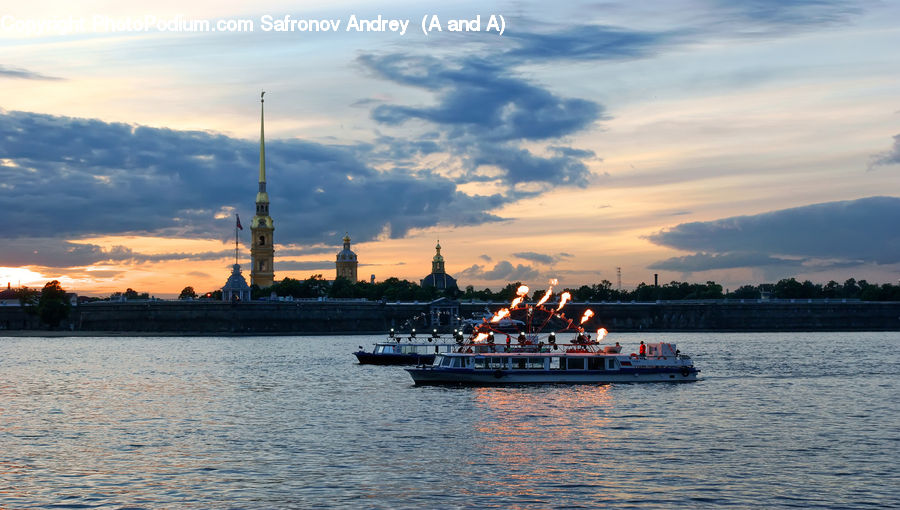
639;341;646;357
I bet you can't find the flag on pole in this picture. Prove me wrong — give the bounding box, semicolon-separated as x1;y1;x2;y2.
236;214;243;230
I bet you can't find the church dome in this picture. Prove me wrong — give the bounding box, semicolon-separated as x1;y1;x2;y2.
336;233;357;261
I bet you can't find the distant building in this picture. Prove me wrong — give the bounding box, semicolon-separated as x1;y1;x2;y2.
420;241;458;291
0;283;19;306
222;264;251;302
335;233;359;282
251;92;275;288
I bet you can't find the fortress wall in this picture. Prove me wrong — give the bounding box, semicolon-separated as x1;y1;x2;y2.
1;300;898;333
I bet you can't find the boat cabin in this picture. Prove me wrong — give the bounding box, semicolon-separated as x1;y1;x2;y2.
432;353;624;372
374;343;455;355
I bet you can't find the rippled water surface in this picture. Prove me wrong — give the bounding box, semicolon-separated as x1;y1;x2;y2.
1;332;898;508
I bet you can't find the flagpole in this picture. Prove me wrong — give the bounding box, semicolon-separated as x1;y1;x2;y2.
234;214;239;266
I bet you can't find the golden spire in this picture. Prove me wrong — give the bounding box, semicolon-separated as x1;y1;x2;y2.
259;90;267;191
434;240;443;261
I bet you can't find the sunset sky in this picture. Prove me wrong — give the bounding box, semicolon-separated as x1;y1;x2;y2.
1;0;899;297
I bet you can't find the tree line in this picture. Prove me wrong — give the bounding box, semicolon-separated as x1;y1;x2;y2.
243;275;900;303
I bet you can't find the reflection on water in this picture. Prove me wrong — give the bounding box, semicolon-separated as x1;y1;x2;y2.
0;333;898;508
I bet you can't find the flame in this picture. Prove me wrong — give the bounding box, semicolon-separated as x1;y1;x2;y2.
536;289;552;307
548;278;558;286
596;328;608;341
491;308;510;323
556;292;571;311
474;332;489;343
580;309;594;324
510;297;523;308
516;285;529;297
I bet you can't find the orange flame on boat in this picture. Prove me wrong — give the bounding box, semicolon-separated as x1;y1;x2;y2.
536;289;552;307
580;309;594;324
516;285;529;297
596;328;608;341
474;332;489;343
510;297;523;308
491;308;510;322
557;292;571;311
536;278;558;307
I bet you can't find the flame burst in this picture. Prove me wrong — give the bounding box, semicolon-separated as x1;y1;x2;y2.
536;289;552;307
580;309;595;324
474;332;489;343
557;292;571;311
510;297;523;308
596;328;608;341
491;308;510;323
516;285;529;297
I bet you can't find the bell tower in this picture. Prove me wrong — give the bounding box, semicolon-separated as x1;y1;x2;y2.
250;91;275;288
335;233;359;281
432;241;445;274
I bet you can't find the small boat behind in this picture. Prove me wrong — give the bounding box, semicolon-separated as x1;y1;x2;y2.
354;329;459;365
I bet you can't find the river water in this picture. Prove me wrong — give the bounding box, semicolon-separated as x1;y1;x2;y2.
1;332;897;508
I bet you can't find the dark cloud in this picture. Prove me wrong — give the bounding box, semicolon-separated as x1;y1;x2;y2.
647;196;900;271
0;110;504;262
360;53;601;191
0;65;62;81
513;251;572;265
514;252;555;264
648;252;802;272
504;25;683;63
0;237;238;269
479;254;492;262
458;260;540;281
868;134;900;170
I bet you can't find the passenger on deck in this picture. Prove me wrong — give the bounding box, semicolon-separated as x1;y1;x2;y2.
639;341;646;357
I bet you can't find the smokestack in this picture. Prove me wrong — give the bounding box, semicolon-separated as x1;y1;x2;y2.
654;273;658;287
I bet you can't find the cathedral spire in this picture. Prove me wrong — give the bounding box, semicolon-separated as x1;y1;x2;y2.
251;91;275;288
259;90;267;192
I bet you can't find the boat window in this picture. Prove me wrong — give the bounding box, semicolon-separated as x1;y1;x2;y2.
608;358;616;370
450;357;461;368
441;356;452;367
527;358;545;369
487;357;503;370
474;357;486;369
549;357;561;370
512;358;527;370
567;358;585;370
588;358;605;371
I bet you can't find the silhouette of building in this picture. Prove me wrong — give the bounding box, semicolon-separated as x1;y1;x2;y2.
222;264;251;302
251;92;275;287
420;241;458;291
335;233;358;282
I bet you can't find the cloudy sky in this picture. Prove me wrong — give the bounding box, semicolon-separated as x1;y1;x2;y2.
1;0;898;296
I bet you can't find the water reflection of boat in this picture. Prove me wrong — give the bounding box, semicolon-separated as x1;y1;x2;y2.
354;329;458;365
407;281;699;385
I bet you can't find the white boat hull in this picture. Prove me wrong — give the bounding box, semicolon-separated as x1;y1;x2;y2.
406;367;699;385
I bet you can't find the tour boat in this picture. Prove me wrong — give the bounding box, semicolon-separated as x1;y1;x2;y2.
354;329;459;365
408;281;699;384
405;337;700;385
